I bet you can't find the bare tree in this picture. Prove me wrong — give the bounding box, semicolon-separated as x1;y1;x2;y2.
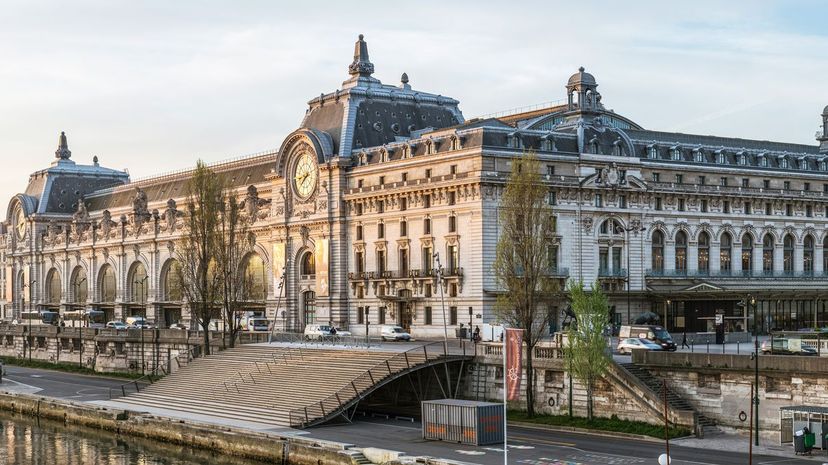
565;280;610;420
493;151;559;417
177;161;223;355
215;192;253;348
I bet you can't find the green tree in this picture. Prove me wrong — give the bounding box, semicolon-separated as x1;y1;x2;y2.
493;151;559;417
215;192;253;348
565;280;610;420
177;161;223;355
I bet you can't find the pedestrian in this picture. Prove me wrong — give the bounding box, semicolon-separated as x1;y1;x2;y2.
681;330;690;349
473;325;481;343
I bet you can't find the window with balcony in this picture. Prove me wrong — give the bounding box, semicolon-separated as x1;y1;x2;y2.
425;168;432;178
675;231;687;272
783;234;794;273
450;165;457;175
698;231;710;272
355;251;364;274
547;244;559;273
447;244;459;273
651;230;664;272
376;250;386;275
356;225;363;241
720;232;732;272
378;222;385;239
399;248;409;274
448;215;457;233
379;176;385;186
424;218;432;235
402;172;408;182
423;246;433;273
762;235;774;272
742;235;753;272
804;235;815;273
400;220;407;237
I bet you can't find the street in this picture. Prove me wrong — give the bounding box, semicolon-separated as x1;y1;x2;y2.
1;365;137;401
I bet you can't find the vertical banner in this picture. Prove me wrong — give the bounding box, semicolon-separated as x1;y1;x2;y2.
315;238;329;297
505;328;524;401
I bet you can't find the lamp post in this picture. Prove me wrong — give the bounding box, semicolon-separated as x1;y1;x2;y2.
433;252;449;343
135;276;149;376
622;223;647;324
751;295;759;446
22;279;36;361
73;277;87;328
269;266;286;343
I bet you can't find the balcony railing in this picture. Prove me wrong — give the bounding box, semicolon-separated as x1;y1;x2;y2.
347;268;460;280
645;269;828;279
598;267;628;278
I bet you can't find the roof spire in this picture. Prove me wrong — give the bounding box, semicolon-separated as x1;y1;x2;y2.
400;72;411;90
55;131;72;160
348;34;374;77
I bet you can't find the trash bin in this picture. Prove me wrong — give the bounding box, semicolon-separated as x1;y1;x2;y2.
795;429;814;455
822;433;828;452
805;432;816;450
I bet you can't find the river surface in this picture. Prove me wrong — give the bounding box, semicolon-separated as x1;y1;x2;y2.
0;410;274;465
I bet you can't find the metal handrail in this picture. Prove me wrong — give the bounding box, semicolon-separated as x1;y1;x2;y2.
287;341;452;428
107;343;202;399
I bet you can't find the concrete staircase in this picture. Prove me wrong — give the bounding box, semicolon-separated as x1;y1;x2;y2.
619;362;718;436
114;343;461;428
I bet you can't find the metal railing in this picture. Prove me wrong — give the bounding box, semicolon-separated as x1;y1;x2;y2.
646;269;828;279
267;331;381;349
598;267;628;278
288;341;455;428
107;344;202;399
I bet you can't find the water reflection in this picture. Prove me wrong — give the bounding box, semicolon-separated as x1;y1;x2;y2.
0;411;273;465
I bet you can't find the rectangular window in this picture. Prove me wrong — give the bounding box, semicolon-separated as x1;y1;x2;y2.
744;202;752;214
425;306;432;325
547;165;555;177
379;176;385;186
377;250;386;274
595;194;603;208
425;168;432;178
701;199;708;213
448;244;459;272
824;184;828;193
356;251;365;274
423;194;431;209
548;190;556;206
805;182;811;191
424;218;432;235
422;246;433;272
675;174;683;184
424;283;432;297
379;307;386;324
357;307;364;324
448;215;457;233
786;204;793;216
449;306;458;326
765;203;772;215
377;200;384;213
357;179;364;188
807;205;813;218
652;172;660;182
400;197;407;211
619;195;627;209
448;191;456;205
784;181;791;190
678;199;685;211
378;223;385;239
655;197;663;211
356;225;363;241
399;248;409;273
723;200;731;214
599;248;609;272
450;165;457;175
449;283;458;297
699;175;706;185
401;172;408;182
720;177;728;187
356;203;363;216
400;220;407;237
742;178;749;188
763;179;770;189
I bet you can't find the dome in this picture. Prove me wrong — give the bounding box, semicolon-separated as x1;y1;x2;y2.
568;66;597;87
823;104;828;115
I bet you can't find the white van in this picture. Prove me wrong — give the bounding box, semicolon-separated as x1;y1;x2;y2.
380;325;411;341
241;317;270;332
304;324;333;340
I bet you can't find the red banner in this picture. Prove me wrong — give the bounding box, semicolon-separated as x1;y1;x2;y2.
505;328;524;401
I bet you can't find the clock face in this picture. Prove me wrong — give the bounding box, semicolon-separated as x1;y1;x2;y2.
293;152;318;199
14;207;26;240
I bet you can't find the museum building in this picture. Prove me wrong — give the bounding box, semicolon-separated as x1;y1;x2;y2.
2;35;828;337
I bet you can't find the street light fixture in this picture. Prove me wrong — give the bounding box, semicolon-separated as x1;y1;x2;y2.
135;276;149;376
21;279;36;361
268;266;286;343
621;223;647;324
73;277;87;328
433;252;448;343
738;294;759;447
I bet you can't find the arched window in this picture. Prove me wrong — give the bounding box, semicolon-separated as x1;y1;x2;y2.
720;233;732;272
675;231;687;272
162;259;183;301
128;262;148;303
804;235;815;273
697;232;710;273
762;235;774;273
651;231;664;272
600;219;623;235
741;235;753;274
243;253;267;301
303;291;316;325
301;251;316;276
99;265;116;303
71;267;88;304
45;268;61;304
783;234;795;274
824;236;828;273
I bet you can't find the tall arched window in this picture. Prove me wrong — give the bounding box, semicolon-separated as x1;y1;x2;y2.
301;251;315;276
71;267;88;304
824;236;828;273
243;253;267;301
720;233;732;272
675;231;687;272
804;235;815;274
128;262;148;303
99;265;117;303
742;235;753;274
162;259;183;301
303;291;316;325
783;234;795;274
651;231;664;272
762;235;775;273
697;232;710;273
45;268;61;304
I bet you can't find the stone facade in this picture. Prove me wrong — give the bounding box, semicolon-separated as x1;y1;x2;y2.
2;35;828;336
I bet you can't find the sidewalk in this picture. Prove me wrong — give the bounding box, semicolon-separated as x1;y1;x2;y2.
673;432;827;462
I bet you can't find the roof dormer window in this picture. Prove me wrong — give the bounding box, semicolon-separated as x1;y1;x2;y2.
671;146;682;161
759;154;769;167
612;140;623;157
647;144;658;159
779;156;788;169
717;150;727;165
588;137;599;154
738;152;747;166
694;149;704;163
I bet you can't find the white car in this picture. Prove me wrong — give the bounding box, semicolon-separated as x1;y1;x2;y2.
106;320;129;330
380;325;411;342
304;324;333;340
332;328;352;337
617;337;663;355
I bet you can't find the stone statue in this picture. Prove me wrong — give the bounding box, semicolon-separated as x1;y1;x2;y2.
163;198;182;232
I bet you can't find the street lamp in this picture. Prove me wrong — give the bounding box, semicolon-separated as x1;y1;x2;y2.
268;266;286;343
433;252;449;343
621;223;646;324
751;296;759;446
135;276;149;375
73;277;87;328
21;279;36;361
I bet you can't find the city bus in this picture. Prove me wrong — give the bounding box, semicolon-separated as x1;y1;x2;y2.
17;310;60;326
62;309;106;328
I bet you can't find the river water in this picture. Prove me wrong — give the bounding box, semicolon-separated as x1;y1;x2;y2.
0;410;273;465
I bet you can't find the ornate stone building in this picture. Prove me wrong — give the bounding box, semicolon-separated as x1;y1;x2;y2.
3;35;828;336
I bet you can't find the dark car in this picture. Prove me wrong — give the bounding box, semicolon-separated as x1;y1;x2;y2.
761;338;818;356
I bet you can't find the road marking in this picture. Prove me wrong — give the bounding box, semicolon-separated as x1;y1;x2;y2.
510;435;577;447
455;450;485;456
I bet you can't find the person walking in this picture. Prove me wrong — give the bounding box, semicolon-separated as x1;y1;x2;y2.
473;325;481;343
681;330;690;349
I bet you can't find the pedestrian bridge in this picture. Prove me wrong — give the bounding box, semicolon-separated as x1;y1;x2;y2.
111;341;472;428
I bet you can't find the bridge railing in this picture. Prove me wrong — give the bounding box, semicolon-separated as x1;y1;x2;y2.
287;341;453;428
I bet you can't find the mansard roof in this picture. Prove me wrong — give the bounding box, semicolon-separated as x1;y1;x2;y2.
627;129;821;155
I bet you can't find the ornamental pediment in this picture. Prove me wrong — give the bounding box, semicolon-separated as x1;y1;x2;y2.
580;164;647;191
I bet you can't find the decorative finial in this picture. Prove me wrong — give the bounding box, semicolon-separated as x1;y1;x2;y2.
579;66;585;73
93;155;99;166
348;33;374;77
55;131;72;160
401;72;409;84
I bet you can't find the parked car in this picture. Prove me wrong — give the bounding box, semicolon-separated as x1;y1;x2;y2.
169;322;188;330
381;325;411;342
304;324;333;340
106;320;128;330
126;316;152;329
333;328;352;337
241;317;270;332
617;337;664;355
619;325;677;351
761;338;818;356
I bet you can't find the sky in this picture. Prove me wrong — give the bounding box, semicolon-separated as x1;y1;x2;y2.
1;0;827;208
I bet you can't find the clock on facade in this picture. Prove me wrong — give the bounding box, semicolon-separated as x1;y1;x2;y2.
14;206;26;240
293;152;318;200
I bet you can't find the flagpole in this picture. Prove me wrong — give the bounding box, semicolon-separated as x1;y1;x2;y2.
503;328;508;465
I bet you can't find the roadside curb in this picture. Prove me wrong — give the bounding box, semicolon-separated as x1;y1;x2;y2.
508;420;678;443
